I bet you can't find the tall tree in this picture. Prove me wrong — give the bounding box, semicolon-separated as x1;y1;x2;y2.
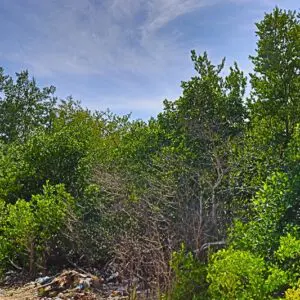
158;51;247;244
249;7;300;145
232;8;300;200
0;69;56;143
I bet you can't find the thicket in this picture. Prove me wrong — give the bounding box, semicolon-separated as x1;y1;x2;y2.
0;7;299;299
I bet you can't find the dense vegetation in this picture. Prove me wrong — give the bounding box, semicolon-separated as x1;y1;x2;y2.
0;7;299;299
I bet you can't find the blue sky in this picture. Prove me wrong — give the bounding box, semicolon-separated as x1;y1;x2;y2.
0;0;299;119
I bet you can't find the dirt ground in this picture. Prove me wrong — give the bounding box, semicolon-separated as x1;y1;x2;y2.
0;287;106;299
0;284;39;299
0;285;134;299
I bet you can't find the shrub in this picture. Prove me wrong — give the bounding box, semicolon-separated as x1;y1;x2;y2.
285;280;300;300
207;248;288;299
170;244;208;300
275;233;300;286
59;184;116;265
0;183;74;275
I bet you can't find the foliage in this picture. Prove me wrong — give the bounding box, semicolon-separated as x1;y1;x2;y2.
0;99;104;202
0;183;74;274
229;172;296;257
275;234;300;285
0;142;31;202
170;244;208;300
60;184;120;265
207;248;288;299
249;8;300;136
233;8;300;199
285;281;300;300
0;69;56;143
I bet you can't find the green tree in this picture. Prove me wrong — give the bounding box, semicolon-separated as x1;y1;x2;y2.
231;7;300;203
0;99;105;203
0;69;56;143
157;51;247;243
249;8;300;141
230;171;299;259
21;99;104;199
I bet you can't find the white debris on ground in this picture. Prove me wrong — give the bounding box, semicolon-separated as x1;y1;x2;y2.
0;269;151;299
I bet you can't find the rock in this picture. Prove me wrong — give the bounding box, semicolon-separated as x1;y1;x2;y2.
35;276;53;285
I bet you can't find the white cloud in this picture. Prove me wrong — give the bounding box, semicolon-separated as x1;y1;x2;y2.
2;0;215;77
3;0;297;79
142;0;213;34
3;0;291;118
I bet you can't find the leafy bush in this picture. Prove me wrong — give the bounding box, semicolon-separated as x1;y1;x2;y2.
170;244;208;300
0;142;31;203
0;199;10;273
285;280;300;300
207;248;287;299
230;172;293;257
59;184;117;265
0;183;74;275
275;233;300;285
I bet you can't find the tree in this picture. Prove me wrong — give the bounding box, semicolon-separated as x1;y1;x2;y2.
0;99;105;203
231;8;300;200
249;7;300;153
0;69;56;143
157;51;247;244
249;8;300;142
20;99;104;199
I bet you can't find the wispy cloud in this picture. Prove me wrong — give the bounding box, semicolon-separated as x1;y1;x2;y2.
1;0;298;118
142;0;214;33
1;0;280;78
1;0;214;77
